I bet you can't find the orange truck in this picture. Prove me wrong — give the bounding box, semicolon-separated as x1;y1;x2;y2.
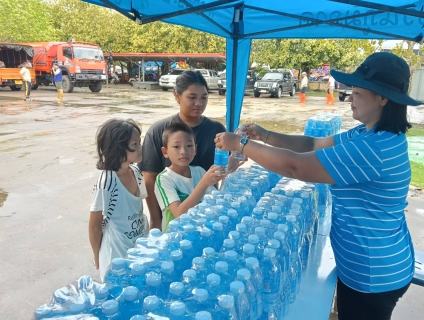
0;43;37;91
27;40;107;93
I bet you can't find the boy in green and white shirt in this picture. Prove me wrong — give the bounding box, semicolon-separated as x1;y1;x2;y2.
154;122;226;231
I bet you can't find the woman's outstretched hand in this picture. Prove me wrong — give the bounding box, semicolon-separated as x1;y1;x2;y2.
241;123;268;142
214;132;240;151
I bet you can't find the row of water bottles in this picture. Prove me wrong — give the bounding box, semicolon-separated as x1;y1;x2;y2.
304;113;342;137
35;162;328;319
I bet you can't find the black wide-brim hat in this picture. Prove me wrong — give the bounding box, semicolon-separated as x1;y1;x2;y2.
331;52;421;106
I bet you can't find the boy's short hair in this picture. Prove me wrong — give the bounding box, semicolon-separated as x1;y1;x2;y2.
96;118;141;171
162;122;195;148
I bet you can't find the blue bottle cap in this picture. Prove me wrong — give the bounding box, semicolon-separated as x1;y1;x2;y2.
192;257;205;268
223;238;235;248
264;248;276;258
102;300;119;315
268;212;278;221
248;234;260;245
268;239;281;249
252;207;263;216
273;231;285;242
127;248;140;257
200;227;212;237
202;247;215;257
229;231;240;240
236;223;247;232
250;181;259;187
111;258;126;270
179;239;192;250
171;250;183;261
215;261;229;273
271;205;282;213
223;193;233;201
230;281;245;294
205;211;215;220
219;215;229;224
217;294;234;309
161;261;174;274
183;269;197;281
94;284;109;300
286;215;296;222
207;273;221;286
227;209;238;218
212;222;223;231
170;301;186;316
168;220;180;229
216;199;226;205
124;286;139;302
179;213;190;223
293;197;303;204
143;295;160;311
146;272;161;286
130;316;146;320
149;228;163;237
211;190;222;197
197;217;207;226
193;288;209;302
243;243;255;254
245;257;259;269
195;311;212;320
183;224;196;233
231;201;241;208
241;216;253;225
259;219;271;228
224;250;238;262
277;224;289;233
169;282;185;295
255;227;266;237
189;207;200;215
130;263;145;276
237;268;252;280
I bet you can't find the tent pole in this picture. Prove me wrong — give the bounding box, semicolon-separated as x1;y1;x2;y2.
229;6;241;132
142;59;145;82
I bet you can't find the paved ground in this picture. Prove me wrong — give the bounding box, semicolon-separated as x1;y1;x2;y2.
0;84;423;319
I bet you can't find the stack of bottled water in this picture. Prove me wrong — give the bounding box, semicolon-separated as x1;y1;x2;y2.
35;162;328;320
303;113;342;137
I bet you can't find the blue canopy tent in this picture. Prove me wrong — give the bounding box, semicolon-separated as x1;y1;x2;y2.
83;0;424;131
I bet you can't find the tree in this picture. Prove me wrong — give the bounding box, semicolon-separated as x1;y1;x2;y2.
0;0;56;42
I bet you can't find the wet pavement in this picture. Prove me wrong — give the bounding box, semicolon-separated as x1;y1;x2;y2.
0;85;423;319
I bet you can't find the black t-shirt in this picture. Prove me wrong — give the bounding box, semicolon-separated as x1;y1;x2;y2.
138;113;226;173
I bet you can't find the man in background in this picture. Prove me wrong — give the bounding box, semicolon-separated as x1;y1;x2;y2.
52;63;64;101
19;61;32;101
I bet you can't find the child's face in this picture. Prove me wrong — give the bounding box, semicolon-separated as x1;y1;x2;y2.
162;131;196;167
126;128;142;164
174;84;208;119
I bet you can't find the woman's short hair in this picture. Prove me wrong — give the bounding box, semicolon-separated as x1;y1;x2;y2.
375;99;412;134
96;118;141;171
175;70;209;95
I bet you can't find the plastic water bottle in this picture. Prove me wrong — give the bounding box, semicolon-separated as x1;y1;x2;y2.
214;148;229;173
221;238;236;254
241;217;254;233
226;209;239;231
169;301;187;320
128;263;146;291
102;300;120;319
206;273;222;301
232;126;247;161
261;248;281;319
248;235;263;261
236;223;249;244
229;231;242;254
192;257;208;285
245;257;263;319
219;215;231;234
171;250;185;276
142;272;162;298
237;269;258;320
242;243;256;259
187;288;211;314
166;282;185;304
214;294;238;320
91;284;109;316
181;269;198;299
224;250;239;276
212;222;225;251
121;286;141;319
160;261;176;299
195;311;212;320
202;247;218;273
180;240;196;270
215;261;233;289
230;281;250;320
143;295;162;316
104;258;128;286
199;227;213;249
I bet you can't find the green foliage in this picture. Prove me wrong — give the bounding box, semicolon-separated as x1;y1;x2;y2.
411;161;424;189
407;124;424;137
0;0;56;42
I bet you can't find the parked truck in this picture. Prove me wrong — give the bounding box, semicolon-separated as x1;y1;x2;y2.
25;41;107;93
0;43;36;91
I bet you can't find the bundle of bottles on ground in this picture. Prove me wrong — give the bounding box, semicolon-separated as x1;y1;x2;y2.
35;114;340;320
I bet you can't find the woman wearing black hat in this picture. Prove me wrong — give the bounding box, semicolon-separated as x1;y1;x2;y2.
214;52;420;320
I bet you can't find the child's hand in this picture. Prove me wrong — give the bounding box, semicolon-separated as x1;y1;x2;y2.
228;153;246;173
201;165;227;187
93;256;100;270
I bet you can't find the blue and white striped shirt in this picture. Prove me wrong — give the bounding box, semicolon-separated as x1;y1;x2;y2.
316;124;414;293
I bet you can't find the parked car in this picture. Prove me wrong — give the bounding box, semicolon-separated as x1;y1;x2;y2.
217;70;258;95
159;68;187;91
254;71;296;98
194;69;220;90
338;82;352;101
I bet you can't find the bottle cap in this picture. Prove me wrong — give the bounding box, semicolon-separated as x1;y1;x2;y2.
179;240;193;250
255;227;266;237
224;250;238;262
250;181;259;187
130;263;145;276
252;207;263;216
111;258;125;270
243;243;255;254
94;285;109;300
277;224;289;233
161;261;174;274
217;294;234;309
227;209;238;218
149;228;163;237
169;282;185;295
123;286;139;302
192;257;205;268
223;193;233;200
271;205;282;213
179;213;190;223
193;288;209;302
245;257;259;269
212;222;223;231
215;261;229;273
248;234;259;245
237;268;252;280
286;215;296;222
219;215;229;224
264;248;276;258
273;231;285;242
229;231;240;240
130;316;146;320
231;201;241;208
223;238;235;248
143;295;160;311
170;301;186;316
102;300;119;315
202;247;215;257
183;269;197;281
171;250;183;261
216;199;226;205
268;239;280;249
230;281;245;294
168;220;180;230
236;223;247;232
195;311;212;320
241;216;253;225
146;272;161;286
196;217;207;226
183;224;196;233
267;212;278;221
200;227;212;237
207;273;221;286
259;220;271;228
